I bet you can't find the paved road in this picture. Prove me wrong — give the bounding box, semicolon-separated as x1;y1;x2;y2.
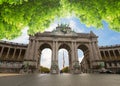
0;73;120;86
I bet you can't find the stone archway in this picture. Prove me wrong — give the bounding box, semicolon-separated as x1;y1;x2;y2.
38;43;52;71
58;43;71;73
77;44;90;73
24;25;101;74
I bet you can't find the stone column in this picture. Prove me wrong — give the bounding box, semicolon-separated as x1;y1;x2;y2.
18;49;22;59
91;42;96;60
29;40;36;60
95;42;102;60
118;49;120;60
51;41;59;74
71;41;75;62
25;40;32;60
118;49;120;55
112;50;117;59
108;50;112;60
34;40;39;61
0;46;4;58
74;41;78;61
72;41;80;74
38;51;41;66
88;42;95;69
12;48;16;59
69;50;72;73
52;41;55;61
89;42;94;60
103;51;107;60
92;42;99;60
54;41;57;61
6;47;10;59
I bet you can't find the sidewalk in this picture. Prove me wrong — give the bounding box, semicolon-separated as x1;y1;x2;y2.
0;73;21;77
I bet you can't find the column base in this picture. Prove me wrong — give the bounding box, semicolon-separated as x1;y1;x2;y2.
72;61;81;74
22;60;37;73
50;61;59;74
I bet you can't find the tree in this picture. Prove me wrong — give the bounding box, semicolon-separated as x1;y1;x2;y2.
0;0;119;39
39;66;50;73
61;66;69;73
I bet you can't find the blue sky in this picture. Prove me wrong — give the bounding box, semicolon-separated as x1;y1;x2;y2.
2;17;120;69
55;17;120;46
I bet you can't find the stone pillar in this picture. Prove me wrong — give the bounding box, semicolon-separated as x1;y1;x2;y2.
18;49;22;59
12;48;16;59
55;41;58;61
71;41;76;62
89;42;94;61
23;39;37;73
71;41;80;74
0;46;4;58
38;51;41;67
118;49;120;55
118;49;120;60
108;50;112;60
71;42;74;73
34;40;39;61
88;42;96;70
69;50;72;73
92;42;99;60
29;40;36;60
51;41;59;74
95;42;102;60
25;39;32;60
112;50;117;59
74;41;78;61
6;47;10;59
91;41;102;71
52;41;55;61
103;51;107;60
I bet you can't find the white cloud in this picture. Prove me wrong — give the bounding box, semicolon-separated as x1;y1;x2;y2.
2;26;29;44
45;17;84;33
45;22;58;32
69;19;84;33
40;49;52;68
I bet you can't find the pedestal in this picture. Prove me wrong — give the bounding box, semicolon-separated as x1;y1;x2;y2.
50;61;59;74
72;61;80;74
23;60;37;73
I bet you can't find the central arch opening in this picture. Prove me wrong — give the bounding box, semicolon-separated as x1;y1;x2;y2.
58;43;71;73
58;49;69;73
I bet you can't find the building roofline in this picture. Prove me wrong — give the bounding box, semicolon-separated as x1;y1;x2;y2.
0;40;28;47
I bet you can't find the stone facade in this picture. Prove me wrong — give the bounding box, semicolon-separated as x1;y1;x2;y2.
24;26;101;74
0;26;120;73
99;45;120;73
0;41;27;73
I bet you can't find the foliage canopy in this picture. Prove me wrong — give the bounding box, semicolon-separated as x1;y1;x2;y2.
0;0;120;39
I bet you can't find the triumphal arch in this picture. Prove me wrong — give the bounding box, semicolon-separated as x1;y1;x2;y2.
24;25;101;74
